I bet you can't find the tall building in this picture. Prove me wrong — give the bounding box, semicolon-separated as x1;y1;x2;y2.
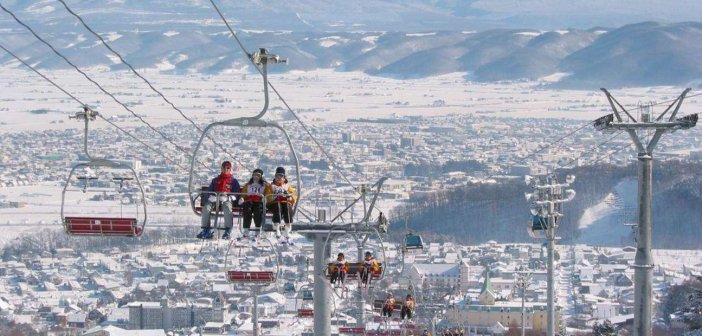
127;297;223;331
446;271;560;334
407;261;472;292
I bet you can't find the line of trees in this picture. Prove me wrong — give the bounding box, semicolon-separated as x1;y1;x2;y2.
392;161;702;249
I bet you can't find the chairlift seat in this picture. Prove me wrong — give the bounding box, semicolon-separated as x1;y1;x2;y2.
404;234;424;250
366;331;402;336
373;299;402;311
339;327;366;335
302;290;313;301
196;186;274;219
297;309;313;317
326;262;382;280
227;271;275;283
64;216;142;237
283;283;295;292
532;215;547;231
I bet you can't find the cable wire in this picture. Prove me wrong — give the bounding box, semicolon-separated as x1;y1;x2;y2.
0;42;187;170
625;91;702;109
0;3;212;172
56;0;249;171
519;119;594;165
208;0;357;188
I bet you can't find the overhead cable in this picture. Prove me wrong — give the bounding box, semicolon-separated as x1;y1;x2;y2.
56;0;249;171
208;0;358;188
0;3;212;172
0;42;188;170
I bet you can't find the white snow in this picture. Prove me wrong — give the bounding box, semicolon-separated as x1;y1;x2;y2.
105;54;121;64
514;31;542;37
295;12;313;27
576;179;637;246
240;29;268;34
319;36;349;48
102;32;123;42
173;54;189;63
361;35;380;44
65;34;87;49
405;32;436;37
361;35;380;52
155;58;175;71
593;30;608;35
554;30;570;35
26;3;55;15
539;72;572;82
163;31;179;37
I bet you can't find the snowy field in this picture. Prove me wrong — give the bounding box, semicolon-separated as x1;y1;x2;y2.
1;66;699;133
576;179;637;246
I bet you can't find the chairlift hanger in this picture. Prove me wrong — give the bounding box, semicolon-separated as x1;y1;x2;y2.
112;176;133;191
223;236;281;286
60;106;147;237
187;48;302;226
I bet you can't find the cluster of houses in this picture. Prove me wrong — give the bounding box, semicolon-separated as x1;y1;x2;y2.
0;229;700;335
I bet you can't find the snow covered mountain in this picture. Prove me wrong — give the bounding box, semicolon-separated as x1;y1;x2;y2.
2;0;702;32
1;2;702;86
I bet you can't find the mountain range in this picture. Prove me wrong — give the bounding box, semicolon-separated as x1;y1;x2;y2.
1;1;702;87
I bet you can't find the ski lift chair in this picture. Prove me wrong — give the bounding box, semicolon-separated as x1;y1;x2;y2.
527;215;548;238
61;107;146;237
224;237;280;285
339;327;366;335
297;308;314;318
403;233;424;251
302;289;313;301
62;160;146;237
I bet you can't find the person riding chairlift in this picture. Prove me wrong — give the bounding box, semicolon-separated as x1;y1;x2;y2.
360;251;380;288
238;168;267;241
382;292;395;318
264;167;296;240
401;294;415;320
330;253;348;286
197;161;240;240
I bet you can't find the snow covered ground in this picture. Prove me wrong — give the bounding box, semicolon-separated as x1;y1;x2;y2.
1;66;697;133
576;179;637;247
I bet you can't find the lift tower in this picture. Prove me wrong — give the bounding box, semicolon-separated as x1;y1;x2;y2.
526;174;575;336
594;88;698;336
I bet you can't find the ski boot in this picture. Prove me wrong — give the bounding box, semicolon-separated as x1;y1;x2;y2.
196;228;213;240
222;229;232;240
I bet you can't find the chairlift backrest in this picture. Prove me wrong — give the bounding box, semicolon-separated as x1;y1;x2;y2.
187;119;301;222
404;234;424;250
60;108;147;237
61;161;147;237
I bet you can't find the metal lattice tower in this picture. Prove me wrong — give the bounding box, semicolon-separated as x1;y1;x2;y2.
593;88;698;336
526;174;576;336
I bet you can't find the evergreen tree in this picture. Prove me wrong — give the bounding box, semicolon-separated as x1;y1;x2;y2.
592;319;617;336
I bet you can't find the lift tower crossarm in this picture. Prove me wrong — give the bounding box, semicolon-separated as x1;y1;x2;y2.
593;88;697;336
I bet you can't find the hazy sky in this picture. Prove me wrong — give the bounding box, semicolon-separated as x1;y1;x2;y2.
1;0;701;32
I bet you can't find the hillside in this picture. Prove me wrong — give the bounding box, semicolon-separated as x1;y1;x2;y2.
393;162;702;249
2;21;702;87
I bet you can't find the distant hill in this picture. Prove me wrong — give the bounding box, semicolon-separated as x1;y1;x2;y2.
2;0;702;31
1;20;702;87
392;162;702;249
559;22;702;87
